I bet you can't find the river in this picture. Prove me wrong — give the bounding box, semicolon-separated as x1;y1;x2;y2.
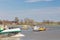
20;25;60;40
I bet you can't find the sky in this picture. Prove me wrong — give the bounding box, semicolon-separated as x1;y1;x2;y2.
0;0;60;22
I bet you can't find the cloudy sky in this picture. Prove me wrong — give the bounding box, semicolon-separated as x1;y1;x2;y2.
0;0;60;22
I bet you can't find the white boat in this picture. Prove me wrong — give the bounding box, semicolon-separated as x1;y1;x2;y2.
0;28;21;34
0;28;25;37
33;26;46;31
33;26;39;31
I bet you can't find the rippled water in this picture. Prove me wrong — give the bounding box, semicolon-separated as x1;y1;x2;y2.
21;25;60;40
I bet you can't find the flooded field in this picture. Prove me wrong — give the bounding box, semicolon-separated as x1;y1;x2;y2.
21;25;60;40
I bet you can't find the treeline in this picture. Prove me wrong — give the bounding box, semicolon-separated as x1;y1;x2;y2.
0;17;60;25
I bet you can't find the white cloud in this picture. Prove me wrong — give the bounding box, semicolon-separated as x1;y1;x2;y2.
25;0;53;3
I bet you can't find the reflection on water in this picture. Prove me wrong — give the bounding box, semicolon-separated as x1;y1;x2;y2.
21;25;60;40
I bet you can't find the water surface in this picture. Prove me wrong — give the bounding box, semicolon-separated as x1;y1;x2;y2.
21;25;60;40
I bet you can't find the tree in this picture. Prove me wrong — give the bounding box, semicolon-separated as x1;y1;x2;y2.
14;17;19;23
24;18;35;25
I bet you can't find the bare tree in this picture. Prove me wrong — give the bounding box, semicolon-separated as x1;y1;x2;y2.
14;17;19;23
